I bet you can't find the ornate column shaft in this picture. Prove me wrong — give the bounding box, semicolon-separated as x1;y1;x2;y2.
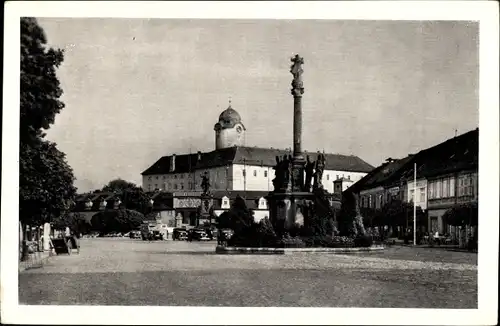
290;54;306;192
293;95;303;160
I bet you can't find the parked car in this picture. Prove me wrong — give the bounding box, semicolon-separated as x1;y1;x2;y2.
149;230;163;241
173;228;188;241
129;230;141;239
187;228;210;241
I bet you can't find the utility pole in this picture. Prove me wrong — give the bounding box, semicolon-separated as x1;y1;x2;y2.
243;158;247;199
413;162;417;245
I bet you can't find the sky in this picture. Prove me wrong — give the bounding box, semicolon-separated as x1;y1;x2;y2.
36;18;479;192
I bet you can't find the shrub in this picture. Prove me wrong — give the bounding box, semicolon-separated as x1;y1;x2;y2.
331;236;355;248
354;235;373;247
278;236;306;248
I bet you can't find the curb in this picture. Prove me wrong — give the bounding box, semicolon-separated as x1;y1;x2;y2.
215;245;385;255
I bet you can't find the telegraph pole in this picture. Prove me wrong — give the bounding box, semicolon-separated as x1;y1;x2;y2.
413;162;417;245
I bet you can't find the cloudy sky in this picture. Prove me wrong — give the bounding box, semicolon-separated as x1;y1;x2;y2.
36;18;479;192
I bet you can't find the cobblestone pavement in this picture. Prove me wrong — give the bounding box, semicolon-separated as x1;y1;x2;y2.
19;239;477;307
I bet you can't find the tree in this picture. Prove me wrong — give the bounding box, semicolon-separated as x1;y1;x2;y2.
20;18;65;143
225;196;255;233
337;191;357;236
52;212;91;236
98;178;151;214
102;179;138;193
380;199;426;230
20;18;76;261
216;211;231;229
20;138;76;226
91;209;146;235
443;202;478;227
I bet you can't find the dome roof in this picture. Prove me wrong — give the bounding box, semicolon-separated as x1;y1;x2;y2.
218;106;241;124
215;104;244;130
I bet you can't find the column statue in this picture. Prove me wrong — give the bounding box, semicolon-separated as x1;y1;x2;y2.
304;155;315;192
313;154;326;190
201;172;210;195
290;54;305;97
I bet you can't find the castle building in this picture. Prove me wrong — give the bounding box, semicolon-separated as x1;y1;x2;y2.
141;104;374;195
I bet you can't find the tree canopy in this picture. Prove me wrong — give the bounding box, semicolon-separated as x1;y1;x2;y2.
51;212;91;236
216;196;254;232
91;209;146;235
102;179;138;193
21;17;65;142
20;18;76;226
443;202;478;227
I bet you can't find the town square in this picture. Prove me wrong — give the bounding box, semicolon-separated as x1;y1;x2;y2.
2;2;499;325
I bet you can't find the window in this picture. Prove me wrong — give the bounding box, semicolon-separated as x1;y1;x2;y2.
181;174;184;179
410;190;415;202
436;180;442;198
148;185;152;191
173;184;178;190
368;195;372;208
336;175;339;180
429;184;434;199
162;176;166;180
180;183;184;190
361;197;365;207
443;179;449;198
253;170;257;177
154;184;158;189
174;175;177;179
458;175;473;196
155;176;158;180
163;183;167;190
264;170;268;178
327;174;330;181
450;178;455;197
420;188;426;202
148;176;152;181
347;175;351;180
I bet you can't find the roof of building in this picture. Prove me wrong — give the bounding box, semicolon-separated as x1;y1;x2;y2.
410;128;478;179
347;128;478;193
141;146;374;175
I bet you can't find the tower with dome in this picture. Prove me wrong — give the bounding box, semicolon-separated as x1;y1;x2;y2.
214;102;246;150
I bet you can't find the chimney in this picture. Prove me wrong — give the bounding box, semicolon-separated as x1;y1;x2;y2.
197;151;202;162
170;154;176;172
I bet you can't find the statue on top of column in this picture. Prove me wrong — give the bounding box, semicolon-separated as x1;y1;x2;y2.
290;54;304;96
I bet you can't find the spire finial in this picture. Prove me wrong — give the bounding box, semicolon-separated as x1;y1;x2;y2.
228;96;232;107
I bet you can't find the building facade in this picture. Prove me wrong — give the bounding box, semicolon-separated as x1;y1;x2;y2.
348;128;478;237
141;105;374;194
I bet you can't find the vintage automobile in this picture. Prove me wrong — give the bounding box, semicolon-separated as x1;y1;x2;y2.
172;228;188;241
187;228;210;241
129;230;141;239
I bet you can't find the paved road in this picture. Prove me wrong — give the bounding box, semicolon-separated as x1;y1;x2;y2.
19;239;477;307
